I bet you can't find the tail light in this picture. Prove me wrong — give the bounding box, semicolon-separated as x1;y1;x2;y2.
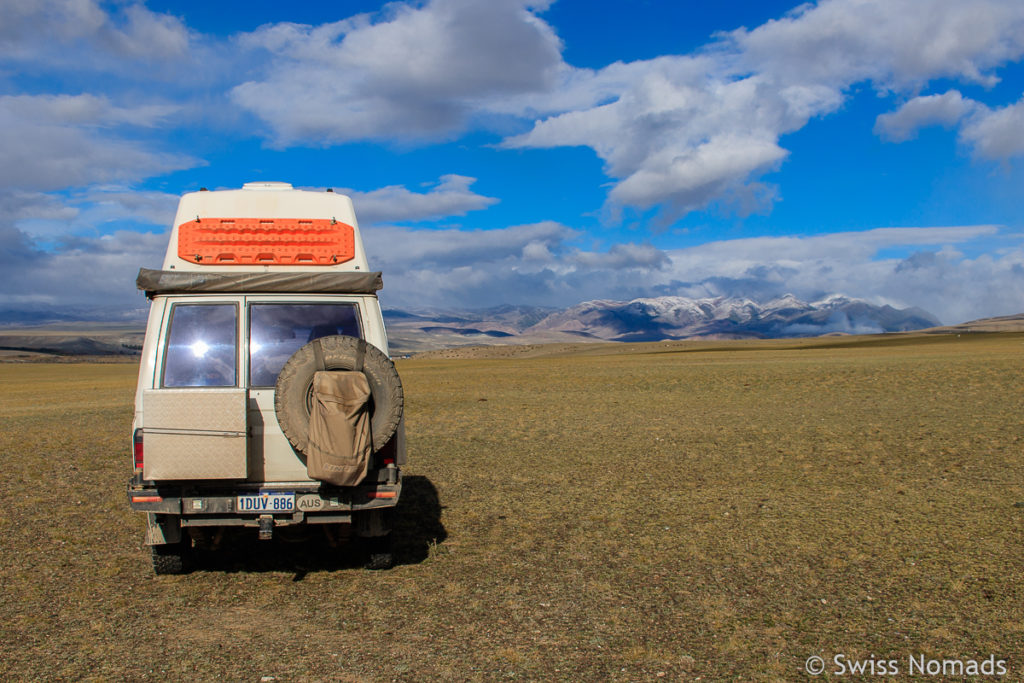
133;429;144;471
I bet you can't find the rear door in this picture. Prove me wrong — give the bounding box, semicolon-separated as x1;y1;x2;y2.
245;296;367;483
145;299;247;480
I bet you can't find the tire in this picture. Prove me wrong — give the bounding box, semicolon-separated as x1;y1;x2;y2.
275;335;403;454
362;535;394;570
152;540;190;575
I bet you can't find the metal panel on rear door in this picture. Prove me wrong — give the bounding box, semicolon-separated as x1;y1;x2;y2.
143;388;247;480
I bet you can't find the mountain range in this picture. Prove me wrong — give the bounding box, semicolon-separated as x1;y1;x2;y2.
7;295;1021;358
383;294;942;352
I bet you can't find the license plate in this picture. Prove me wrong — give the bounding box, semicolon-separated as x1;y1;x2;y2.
236;492;294;513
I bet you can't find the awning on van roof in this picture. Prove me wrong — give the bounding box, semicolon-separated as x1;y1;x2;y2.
136;268;383;296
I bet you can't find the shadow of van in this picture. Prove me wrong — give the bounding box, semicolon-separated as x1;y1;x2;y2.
186;475;446;575
391;474;448;565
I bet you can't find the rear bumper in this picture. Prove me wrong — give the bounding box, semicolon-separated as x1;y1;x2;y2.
127;472;401;527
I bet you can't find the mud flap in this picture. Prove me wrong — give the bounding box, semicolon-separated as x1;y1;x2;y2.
146;513;182;546
356;509;391;538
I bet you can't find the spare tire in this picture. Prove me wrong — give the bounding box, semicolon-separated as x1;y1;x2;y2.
275;335;403;454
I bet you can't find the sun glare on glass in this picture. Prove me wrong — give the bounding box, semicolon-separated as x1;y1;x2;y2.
190;340;210;358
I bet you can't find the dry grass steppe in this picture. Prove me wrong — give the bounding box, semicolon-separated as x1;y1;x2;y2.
1;332;1022;680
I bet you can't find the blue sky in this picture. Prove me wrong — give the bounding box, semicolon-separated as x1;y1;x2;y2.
1;0;1023;324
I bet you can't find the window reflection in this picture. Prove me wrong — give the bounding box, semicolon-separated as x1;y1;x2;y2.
163;304;238;387
249;303;361;387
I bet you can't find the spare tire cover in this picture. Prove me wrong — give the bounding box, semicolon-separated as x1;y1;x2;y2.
275;335;403;454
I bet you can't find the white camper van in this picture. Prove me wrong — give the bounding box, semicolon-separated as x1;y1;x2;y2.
128;182;404;574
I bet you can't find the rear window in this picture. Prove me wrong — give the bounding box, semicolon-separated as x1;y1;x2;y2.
162;304;238;387
249;303;361;387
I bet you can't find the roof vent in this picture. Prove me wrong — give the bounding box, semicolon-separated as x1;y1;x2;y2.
242;182;293;191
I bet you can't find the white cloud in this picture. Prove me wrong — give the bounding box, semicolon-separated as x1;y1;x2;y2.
571;243;670;270
8;0;1022;224
876;91;1024;160
504;0;1024;217
0;94;197;193
501;61;837;218
0;0;193;71
231;0;565;145
656;226;1021;324
726;0;1024;90
189;0;1024;217
359;221;687;308
364;221;579;271
359;222;1022;324
0;191;78;223
3;217;1019;326
1;0;1021;326
0;184;179;246
0;2;210;239
959;95;1024;159
874;90;975;141
0;0;105;60
105;4;191;60
341;175;498;224
667;226;1000;267
1;93;177;127
0;183;174;313
229;0;1024;216
0;224;164;316
73;187;181;228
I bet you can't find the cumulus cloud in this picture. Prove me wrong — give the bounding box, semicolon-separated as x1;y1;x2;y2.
359;221;683;308
74;187;181;228
959;95;1024;159
0;184;173;315
364;221;579;271
359;222;1022;324
874;90;976;141
571;243;670;270
726;0;1024;90
0;222;163;316
3;0;1022;327
876;90;1024;160
9;0;1022;226
507;0;1024;217
0;94;197;193
228;0;1024;216
0;3;209;249
0;178;506;316
231;0;565;145
0;0;194;75
103;3;191;60
0;191;78;224
3;216;1020;326
656;226;1022;324
341;175;498;224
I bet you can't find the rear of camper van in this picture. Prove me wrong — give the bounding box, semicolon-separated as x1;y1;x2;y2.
127;182;404;574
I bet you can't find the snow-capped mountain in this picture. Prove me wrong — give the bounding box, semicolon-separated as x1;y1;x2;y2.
525;294;939;341
384;294;941;348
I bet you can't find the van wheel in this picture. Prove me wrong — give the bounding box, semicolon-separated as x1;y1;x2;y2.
362;536;394;570
152;540;190;575
275;335;403;454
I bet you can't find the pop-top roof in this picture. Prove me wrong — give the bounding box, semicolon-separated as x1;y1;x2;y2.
137;268;383;297
162;183;370;273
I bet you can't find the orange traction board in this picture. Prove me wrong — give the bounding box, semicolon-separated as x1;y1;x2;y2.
177;218;356;266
